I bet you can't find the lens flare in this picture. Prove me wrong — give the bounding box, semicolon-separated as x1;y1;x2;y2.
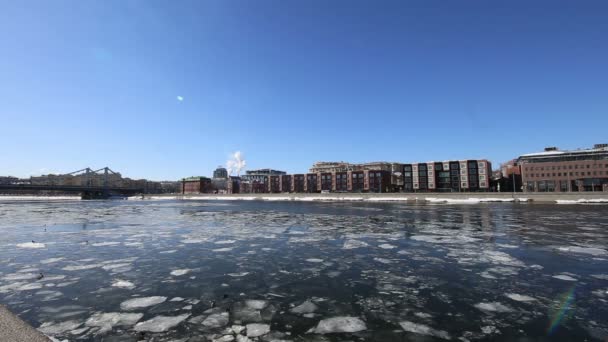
547;285;576;335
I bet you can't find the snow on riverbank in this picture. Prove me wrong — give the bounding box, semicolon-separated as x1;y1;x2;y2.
555;198;608;204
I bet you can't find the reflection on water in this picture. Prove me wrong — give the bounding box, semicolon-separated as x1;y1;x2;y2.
0;200;607;341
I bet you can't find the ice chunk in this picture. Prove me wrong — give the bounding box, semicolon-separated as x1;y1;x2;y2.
170;297;185;302
85;312;143;333
342;240;369;249
246;323;270;337
474;302;513;313
3;272;40;281
159;250;177;254
399;321;450;340
305;258;324;263
62;263;104;271
557;246;607;256
41;257;65;264
17;242;46;248
505;293;536;302
202;312;229;328
290;300;318;314
120;296;167;310
378;244;397;249
18;283;43;291
38;320;83;335
312;316;367;334
213;247;234;252
134;314;190;332
553;274;577;281
91;242;121;247
111;279;135;290
374;257;392;264
245;300;268;310
171;269;191;276
215;240;236;244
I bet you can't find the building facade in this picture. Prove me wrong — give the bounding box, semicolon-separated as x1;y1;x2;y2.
518;144;608;192
213;167;228;179
403;160;492;192
180;177;212;194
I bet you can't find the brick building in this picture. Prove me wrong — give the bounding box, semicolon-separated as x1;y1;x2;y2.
518;144;608;192
180;177;212;194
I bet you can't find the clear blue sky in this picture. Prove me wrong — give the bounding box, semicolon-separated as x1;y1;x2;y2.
1;1;607;180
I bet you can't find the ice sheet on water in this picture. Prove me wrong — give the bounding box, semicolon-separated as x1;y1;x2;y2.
62;263;104;271
290;300;318;314
91;242;121;247
213;247;234;252
18;282;43;291
591;274;608;280
202;312;229;328
170;297;185;302
505;293;536;302
311;317;367;334
16;242;46;248
3;272;40;281
38;320;83;335
342;239;369;249
378;243;397;249
171;269;192;276
474;302;514;313
159;249;177;254
111;279;135;289
215;240;236;244
134;313;190;332
553;274;577;281
120;296;167;310
399;321;450;340
85;312;143;333
245;299;268;310
41;257;65;264
246;323;270;337
556;246;608;256
306;258;324;263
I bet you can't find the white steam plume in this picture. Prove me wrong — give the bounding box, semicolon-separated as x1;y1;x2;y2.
226;151;246;176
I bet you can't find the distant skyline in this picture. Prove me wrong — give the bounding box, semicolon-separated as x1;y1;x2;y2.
1;1;607;180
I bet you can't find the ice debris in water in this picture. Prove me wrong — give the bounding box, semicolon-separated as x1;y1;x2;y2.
120;296;166;310
134;313;190;332
311;316;367;334
111;279;135;289
399;321;450;340
202;312;229;328
41;257;64;264
290;300;318;314
38;320;82;335
505;293;536;302
17;242;46;249
213;247;234;252
557;246;607;256
245;299;268;310
378;243;397;249
246;323;270;337
85;312;143;333
342;239;369;249
305;258;324;263
170;269;191;276
474;302;513;313
553;274;577;281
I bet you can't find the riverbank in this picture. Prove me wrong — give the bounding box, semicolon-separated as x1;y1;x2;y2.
138;192;608;204
0;305;49;342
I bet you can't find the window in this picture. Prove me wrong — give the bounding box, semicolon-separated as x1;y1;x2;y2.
552;173;556;177
593;171;597;175
569;172;573;176
569;165;572;169
587;165;590;168
558;173;561;177
541;173;545;177
587;172;591;176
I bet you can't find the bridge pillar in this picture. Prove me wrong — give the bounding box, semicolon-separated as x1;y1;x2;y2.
81;190;110;200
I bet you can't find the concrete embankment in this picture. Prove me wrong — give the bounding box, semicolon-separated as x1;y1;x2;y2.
0;305;49;342
143;192;608;204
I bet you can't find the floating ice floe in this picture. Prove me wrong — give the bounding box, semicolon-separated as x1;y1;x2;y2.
342;239;369;249
85;312;143;333
134;313;190;332
120;296;167;310
552;274;577;281
424;197;519;204
245;299;268;310
3;272;41;281
41;257;65;264
202;312;229;328
213;247;233;252
91;242;121;247
290;300;318;314
378;243;397;249
159;249;177;254
474;302;513;313
556;246;608;256
111;279;135;289
38;320;83;335
399;321;450;340
246;323;270;337
62;263;104;271
374;257;393;264
310;316;367;334
215;240;237;244
505;293;537;302
306;258;324;263
16;242;46;249
170;269;191;276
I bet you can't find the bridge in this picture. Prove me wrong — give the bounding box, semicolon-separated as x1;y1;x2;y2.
0;167;146;199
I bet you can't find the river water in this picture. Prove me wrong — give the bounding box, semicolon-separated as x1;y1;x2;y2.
0;199;606;341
